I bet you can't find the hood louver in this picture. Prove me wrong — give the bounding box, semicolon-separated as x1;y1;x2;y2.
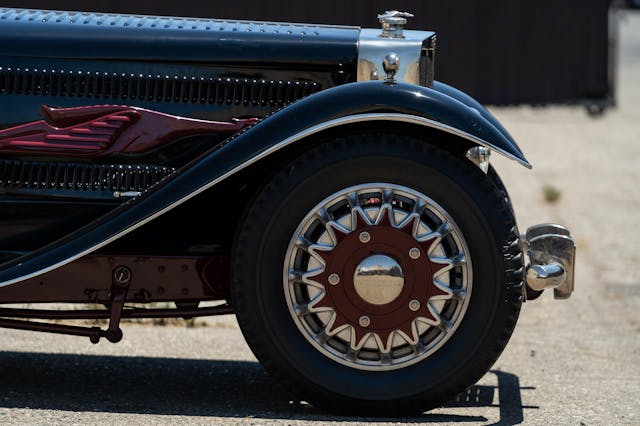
0;67;321;106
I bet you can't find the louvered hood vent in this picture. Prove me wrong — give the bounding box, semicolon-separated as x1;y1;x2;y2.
0;160;174;199
0;66;321;106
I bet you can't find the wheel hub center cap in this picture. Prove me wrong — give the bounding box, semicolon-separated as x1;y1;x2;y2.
353;254;404;305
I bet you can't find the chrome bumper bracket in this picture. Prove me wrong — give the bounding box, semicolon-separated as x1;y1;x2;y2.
522;224;576;300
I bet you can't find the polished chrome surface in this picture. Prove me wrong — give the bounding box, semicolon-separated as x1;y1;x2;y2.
357;28;434;85
328;273;340;285
359;316;371;327
408;247;421;259
465;146;492;174
283;183;472;370
358;231;371;243
0;112;529;288
353;254;405;305
113;191;142;198
526;264;566;291
383;52;400;82
524;223;576;299
409;299;420;311
378;10;414;38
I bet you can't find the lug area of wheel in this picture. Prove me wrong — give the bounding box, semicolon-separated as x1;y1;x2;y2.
358;315;370;327
328;273;340;285
409;299;421;311
409;247;421;259
310;206;451;345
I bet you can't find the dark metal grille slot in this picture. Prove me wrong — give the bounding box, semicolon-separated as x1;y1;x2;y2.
0;66;320;106
0;160;175;197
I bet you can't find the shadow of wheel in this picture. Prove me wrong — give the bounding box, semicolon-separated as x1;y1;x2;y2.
0;351;535;423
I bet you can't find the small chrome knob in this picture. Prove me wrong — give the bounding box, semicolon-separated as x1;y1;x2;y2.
383;53;400;82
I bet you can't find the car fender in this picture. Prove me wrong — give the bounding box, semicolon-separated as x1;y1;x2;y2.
432;80;521;153
0;80;530;286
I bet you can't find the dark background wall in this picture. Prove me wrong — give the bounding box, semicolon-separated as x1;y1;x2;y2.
0;1;615;107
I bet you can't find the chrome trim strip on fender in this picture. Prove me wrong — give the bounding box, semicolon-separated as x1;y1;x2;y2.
0;112;531;287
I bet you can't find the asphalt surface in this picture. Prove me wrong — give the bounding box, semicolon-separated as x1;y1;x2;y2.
1;10;639;426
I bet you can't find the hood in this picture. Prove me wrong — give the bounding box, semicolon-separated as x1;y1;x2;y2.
0;8;359;67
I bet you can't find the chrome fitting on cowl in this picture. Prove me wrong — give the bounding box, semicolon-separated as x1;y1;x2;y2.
378;11;414;38
522;224;576;300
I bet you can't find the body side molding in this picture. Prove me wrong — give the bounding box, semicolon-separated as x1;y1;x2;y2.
0;81;530;286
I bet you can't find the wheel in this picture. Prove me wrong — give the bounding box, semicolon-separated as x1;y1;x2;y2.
232;133;523;415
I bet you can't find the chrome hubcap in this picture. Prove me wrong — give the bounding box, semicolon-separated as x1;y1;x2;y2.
353;254;405;305
284;183;472;371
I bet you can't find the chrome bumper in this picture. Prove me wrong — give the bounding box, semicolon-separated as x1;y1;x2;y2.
522;224;576;300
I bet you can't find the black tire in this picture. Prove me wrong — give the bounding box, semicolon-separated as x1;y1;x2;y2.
231;133;523;416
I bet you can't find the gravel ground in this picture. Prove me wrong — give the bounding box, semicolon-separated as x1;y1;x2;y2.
0;10;639;426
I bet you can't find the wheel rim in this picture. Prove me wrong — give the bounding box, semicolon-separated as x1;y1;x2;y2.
283;183;472;371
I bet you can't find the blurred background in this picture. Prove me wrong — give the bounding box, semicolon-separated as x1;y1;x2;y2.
0;0;618;113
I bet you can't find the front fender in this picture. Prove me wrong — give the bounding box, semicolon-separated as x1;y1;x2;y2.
0;80;529;286
228;80;531;169
432;80;521;154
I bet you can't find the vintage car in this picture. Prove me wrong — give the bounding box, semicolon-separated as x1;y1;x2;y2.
0;8;575;415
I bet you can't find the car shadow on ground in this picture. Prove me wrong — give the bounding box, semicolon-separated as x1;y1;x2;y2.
0;351;535;424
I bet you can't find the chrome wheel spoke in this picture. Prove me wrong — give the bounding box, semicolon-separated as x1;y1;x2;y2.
412;198;426;215
295;292;330;316
325;219;350;244
303;242;333;264
288;268;325;290
346;345;360;362
437;319;453;333
452;288;467;300
314;329;330;345
397;212;421;236
351;206;372;229
431;280;453;300
411;339;426;356
373;331;394;356
294;302;315;317
315;207;331;226
350;330;373;351
346;191;359;209
382;188;393;204
374;203;395;225
396;322;420;346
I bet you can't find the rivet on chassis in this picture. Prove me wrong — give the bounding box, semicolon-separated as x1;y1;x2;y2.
328;273;340;285
359;231;371;243
359;316;371;327
113;266;132;286
409;247;421;259
409;299;421;311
